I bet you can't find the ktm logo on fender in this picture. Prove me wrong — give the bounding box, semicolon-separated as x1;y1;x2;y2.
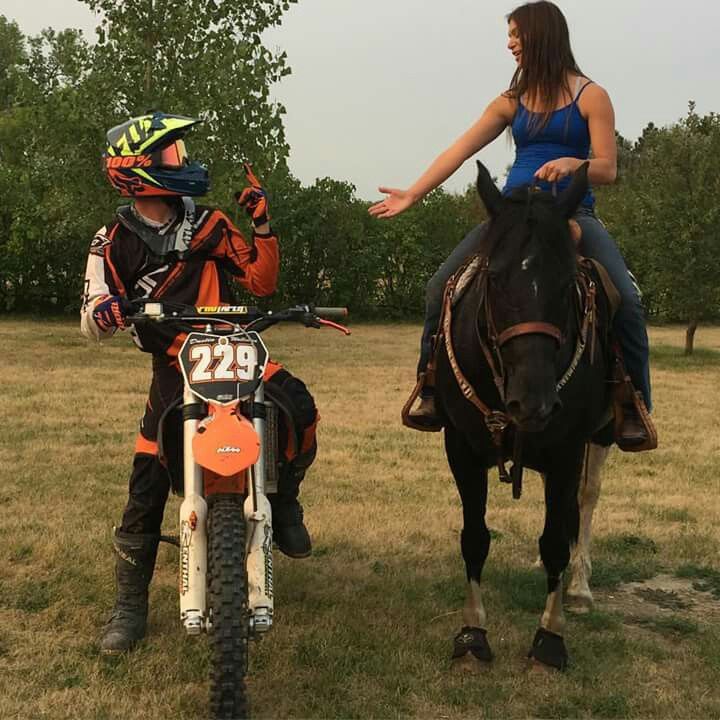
106;155;152;169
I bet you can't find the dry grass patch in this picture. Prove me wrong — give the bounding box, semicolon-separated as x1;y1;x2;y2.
0;319;719;719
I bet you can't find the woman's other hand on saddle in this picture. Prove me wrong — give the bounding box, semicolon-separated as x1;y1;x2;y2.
534;157;581;184
368;187;419;219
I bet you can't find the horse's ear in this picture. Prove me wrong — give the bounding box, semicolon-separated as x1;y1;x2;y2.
557;161;589;218
476;161;502;217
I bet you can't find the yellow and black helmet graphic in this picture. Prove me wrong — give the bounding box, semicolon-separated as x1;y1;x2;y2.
103;111;209;198
106;112;199;156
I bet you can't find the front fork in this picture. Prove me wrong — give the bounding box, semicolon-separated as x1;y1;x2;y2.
179;385;208;635
178;384;275;636
245;384;274;635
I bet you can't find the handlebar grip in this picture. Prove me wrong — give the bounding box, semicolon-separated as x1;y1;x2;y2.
313;307;349;320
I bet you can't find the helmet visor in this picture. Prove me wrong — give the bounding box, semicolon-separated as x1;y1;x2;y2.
157;139;188;169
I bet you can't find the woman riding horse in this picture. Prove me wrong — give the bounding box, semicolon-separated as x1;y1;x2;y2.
369;0;652;447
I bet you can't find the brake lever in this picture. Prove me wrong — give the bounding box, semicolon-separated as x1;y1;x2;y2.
297;309;350;335
317;318;351;335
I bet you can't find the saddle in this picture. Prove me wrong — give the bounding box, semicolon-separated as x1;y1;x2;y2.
401;254;657;455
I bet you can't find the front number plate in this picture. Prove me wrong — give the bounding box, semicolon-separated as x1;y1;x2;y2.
179;332;268;404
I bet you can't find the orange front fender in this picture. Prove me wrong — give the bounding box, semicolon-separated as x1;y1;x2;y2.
192;402;261;477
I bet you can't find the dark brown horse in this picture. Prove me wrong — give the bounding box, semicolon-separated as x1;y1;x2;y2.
435;162;614;670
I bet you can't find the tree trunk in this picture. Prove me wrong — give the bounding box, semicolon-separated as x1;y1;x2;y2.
685;320;699;355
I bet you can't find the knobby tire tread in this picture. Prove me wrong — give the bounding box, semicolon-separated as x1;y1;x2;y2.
208;494;249;720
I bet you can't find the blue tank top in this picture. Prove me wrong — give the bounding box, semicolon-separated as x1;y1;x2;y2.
503;82;595;208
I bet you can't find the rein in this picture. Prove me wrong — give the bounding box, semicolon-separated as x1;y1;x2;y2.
440;257;598;500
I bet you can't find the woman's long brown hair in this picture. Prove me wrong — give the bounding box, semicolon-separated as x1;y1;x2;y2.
505;1;585;133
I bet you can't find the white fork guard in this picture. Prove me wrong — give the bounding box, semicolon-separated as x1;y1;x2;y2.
179;387;208;634
244;490;274;633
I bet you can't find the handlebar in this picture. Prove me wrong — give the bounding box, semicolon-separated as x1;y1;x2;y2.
125;300;351;335
312;307;348;321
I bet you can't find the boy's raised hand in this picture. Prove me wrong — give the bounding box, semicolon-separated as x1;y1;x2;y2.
235;162;269;229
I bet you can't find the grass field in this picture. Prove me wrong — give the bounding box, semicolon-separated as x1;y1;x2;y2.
0;319;719;719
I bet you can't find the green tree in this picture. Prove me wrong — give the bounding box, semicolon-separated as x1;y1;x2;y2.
0;24;109;310
0;17;26;308
266;176;373;310
601;103;720;354
0;16;26;109
365;187;485;317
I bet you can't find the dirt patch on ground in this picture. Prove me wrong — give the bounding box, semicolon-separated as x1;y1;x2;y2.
596;574;720;629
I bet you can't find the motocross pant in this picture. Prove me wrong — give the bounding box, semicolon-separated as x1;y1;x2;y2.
119;356;318;535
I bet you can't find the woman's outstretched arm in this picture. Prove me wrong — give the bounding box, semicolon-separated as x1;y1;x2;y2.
369;95;515;219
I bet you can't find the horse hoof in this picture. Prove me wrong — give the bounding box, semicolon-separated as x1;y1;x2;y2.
527;628;568;671
566;591;593;614
451;626;493;670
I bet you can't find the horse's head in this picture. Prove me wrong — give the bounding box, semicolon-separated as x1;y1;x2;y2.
475;161;589;431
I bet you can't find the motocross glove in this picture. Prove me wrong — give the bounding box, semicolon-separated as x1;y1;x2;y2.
235;163;270;228
92;295;128;332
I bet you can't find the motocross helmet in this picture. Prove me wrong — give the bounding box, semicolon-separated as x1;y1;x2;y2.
104;111;210;197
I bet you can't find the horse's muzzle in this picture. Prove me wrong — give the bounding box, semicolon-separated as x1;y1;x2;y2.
506;396;562;432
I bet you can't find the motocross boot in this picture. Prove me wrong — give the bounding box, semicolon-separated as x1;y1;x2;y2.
271;452;314;559
99;529;160;654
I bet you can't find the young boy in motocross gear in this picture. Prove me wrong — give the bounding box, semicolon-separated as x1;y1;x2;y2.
82;112;318;654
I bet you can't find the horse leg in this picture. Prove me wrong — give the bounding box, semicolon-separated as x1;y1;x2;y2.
567;443;610;612
444;427;493;669
529;446;584;671
531;473;547;570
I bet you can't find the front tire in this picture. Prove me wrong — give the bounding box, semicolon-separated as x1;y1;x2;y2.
207;494;249;719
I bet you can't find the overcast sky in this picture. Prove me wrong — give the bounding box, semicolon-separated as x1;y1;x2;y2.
2;0;718;199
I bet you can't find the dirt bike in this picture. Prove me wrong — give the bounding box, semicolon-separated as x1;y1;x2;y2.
126;300;350;719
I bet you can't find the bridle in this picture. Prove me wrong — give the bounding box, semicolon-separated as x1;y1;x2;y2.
473;258;570;405
440;253;598;500
497;322;563;347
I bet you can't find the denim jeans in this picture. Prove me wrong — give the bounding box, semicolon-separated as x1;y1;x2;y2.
418;208;652;410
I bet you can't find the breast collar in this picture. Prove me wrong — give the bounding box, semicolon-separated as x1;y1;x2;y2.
116;197;197;259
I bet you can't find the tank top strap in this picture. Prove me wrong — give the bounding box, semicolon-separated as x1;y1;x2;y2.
574;79;594;104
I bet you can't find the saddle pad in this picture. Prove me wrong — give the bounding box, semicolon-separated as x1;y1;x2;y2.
451;256;485;307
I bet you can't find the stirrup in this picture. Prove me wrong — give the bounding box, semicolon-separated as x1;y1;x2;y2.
610;350;657;452
614;390;657;452
401;373;443;432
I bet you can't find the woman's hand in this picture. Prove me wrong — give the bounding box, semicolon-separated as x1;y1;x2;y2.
368;187;419;219
534;157;581;184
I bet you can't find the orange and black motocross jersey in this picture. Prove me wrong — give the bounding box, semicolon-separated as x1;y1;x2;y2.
81;203;279;356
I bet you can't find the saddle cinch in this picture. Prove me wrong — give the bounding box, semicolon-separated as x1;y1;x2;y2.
401;254;658;454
